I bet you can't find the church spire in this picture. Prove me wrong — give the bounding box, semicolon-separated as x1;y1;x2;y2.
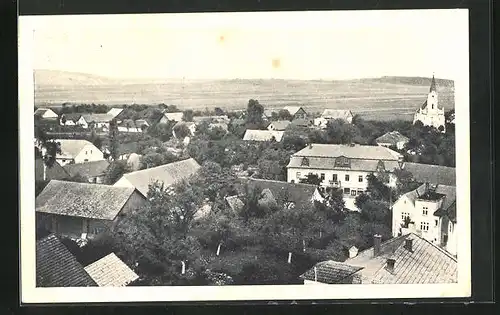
429;73;437;92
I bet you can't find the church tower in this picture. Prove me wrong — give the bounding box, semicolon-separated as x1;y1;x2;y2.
413;74;446;133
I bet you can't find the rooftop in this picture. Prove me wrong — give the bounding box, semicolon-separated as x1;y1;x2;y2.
163;112;184;121
283;106;305;116
292;144;402;160
300;260;364;284
63;160;110;178
402;162;456;186
53;139;98;159
375;131;410;144
243;130;285;142
84;253;139;287
268;120;291;130
82;113;115;123
36;180;137;220
36;234;97;287
321;109;354;120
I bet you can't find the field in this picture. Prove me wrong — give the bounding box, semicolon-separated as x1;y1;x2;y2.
34;70;455;121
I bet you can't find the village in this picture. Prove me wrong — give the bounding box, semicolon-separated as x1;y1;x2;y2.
34;75;458;287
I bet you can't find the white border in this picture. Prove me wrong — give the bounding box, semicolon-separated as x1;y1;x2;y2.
19;10;471;303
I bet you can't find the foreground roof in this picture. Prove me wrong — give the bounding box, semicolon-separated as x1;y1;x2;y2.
36;180;136;220
36;234;97;287
63;160;110;178
300;260;364;284
402;162;456;186
345;233;457;284
115;158;201;197
243;130;285;142
84;253;139;287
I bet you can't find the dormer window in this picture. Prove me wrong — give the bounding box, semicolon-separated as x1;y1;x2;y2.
301;157;309;166
335;156;350;167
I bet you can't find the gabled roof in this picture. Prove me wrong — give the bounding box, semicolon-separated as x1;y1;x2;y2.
34;108;57;117
53;139;98;159
35;158;70;181
293;144;402;160
375;131;410;145
345;233;457;284
402;183;456;214
107;108;124;118
235;178;319;210
114;158;201;197
300;260;364;284
283;106;305;116
36;234;97;287
63;160;110;178
243;130;284;142
164;112;184;122
321;109;354;120
268;120;291;131
61;113;83;122
36;180;137;220
289;118;313;127
402;162;456;186
82;113;115;123
287;156;400;172
84;253;139;287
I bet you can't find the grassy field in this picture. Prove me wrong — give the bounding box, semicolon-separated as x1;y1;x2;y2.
34;71;455;121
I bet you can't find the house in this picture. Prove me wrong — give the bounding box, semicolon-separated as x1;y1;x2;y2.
117;119;142;133
242;130;285;142
173;121;197;139
107;108;124;119
83;253;139;287
314;109;354;128
401;162;456;186
267;120;291;131
82;113;115;130
343;233;457;284
283;106;308;119
229;177;324;212
34;107;59;120
391;183;457;256
36;180;146;240
113;158;201;198
300;260;364;285
289;118;313;129
60;113;89;128
193;115;230;124
62;160;110;183
51;139;105;166
163;111;185;122
413;74;446;132
375;131;410;150
286;144;403;210
136;108;170;125
36;234;97;287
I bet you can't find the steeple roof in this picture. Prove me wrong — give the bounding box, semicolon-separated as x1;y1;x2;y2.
429;74;437;92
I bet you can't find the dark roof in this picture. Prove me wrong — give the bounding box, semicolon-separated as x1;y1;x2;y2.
136;109;165;125
289;118;312;127
63;160;110;178
61;113;83;122
235;178;319;210
430;74;437;92
300;261;364;284
118;142;139;155
35;158;70;181
36;180;137;220
345;233;457;284
36;234;97;287
402;162;456;186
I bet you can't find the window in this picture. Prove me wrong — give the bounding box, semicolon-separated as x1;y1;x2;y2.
332;174;338;182
320;173;325;181
301;157;309;166
358;175;363;182
422;206;428;215
343;188;350;195
345;174;350;181
420;221;429;232
335;156;350;167
435;220;438;227
296;172;301;178
91;150;93;154
84;159;89;162
85;151;88;155
401;212;410;221
357;189;363;195
350;190;357;196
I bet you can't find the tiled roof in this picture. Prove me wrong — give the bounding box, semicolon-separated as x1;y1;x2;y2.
36;180;136;220
287;156;400;172
289;118;313;127
243;130;284;142
164;112;184;122
118;142;139;155
375;131;410;145
35;158;70;181
82;113;115;123
268;120;291;131
345;233;457;284
402;162;456;186
114;158;201;197
36;234;97;287
84;253;139;287
321;109;354;120
293;144;402;160
300;260;364;284
63;160;110;178
235;178;318;210
53;139;96;159
225;195;245;212
283;106;305;116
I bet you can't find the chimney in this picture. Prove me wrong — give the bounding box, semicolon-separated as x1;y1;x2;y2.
308;143;312;149
314;266;318;282
181;261;186;275
425;182;430;193
349;246;359;258
405;239;413;252
386;258;396;272
373;234;382;257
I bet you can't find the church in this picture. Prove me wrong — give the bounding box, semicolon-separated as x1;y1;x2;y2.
413;75;446;133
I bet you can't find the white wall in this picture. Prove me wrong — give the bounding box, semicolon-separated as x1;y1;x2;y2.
446;221;457;256
74;144;105;164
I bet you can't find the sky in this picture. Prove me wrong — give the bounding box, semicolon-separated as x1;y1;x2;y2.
26;9;469;81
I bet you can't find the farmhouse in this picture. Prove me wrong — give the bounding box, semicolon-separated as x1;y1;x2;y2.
60;113;89;128
262;109;276;120
375;131;409;150
52;139;105;166
62;160;110;184
286;144;403;210
193;115;230;124
117;119;143;133
36;234;97;287
83;253;139;287
113;158;201;198
283;106;308;119
34;107;58;120
267;120;291;131
290;118;313;129
82;113;115;129
243;130;285;142
314;109;354;128
413;75;446;132
391;183;457;256
36;180;146;240
117;142;139;161
136;108;170;125
163;111;185;122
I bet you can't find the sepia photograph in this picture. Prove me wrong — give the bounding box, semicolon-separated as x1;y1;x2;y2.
19;9;471;302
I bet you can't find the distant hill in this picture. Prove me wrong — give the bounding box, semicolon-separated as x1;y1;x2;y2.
34;69;120;86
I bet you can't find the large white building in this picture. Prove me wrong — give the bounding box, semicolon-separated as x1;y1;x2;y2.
286;143;403;210
413;75;446;132
391;183;457;256
51;139;105;166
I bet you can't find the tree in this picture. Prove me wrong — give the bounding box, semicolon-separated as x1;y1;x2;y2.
245;99;264;127
359;199;391;225
108;119;119;160
173;123;191;139
277;109;293;121
34;125;62;180
196;161;237;202
214;107;225;116
237;184;266;221
299;173;322;186
183;110;194;122
104;160;130;184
